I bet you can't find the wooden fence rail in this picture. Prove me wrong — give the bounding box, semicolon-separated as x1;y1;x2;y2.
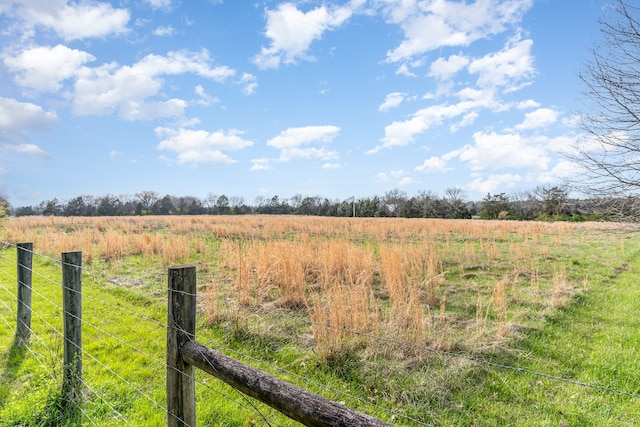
167;265;392;427
6;244;391;426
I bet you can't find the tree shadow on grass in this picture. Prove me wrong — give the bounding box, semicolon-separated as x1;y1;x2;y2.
0;334;81;426
0;334;28;411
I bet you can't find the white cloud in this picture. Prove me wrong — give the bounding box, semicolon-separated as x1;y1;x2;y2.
384;0;533;63
395;63;417;77
376;169;412;185
156;127;254;164
376;172;390;181
5;45;95;93
73;50;235;119
467;173;522;194
0;98;57;132
398;176;413;186
3;0;130;40
468;36;535;89
455;131;549;171
457;132;550;171
428;54;470;80
2;143;50;159
194;85;219;107
517;99;541;109
153;25;175;36
415;156;452;173
251;158;272;171
238;73;258;95
0;98;57;149
370;101;478;153
267;125;340;161
538;161;584;183
252;2;353;69
514;107;558;130
267;125;340;163
145;0;172;10
322;162;341;169
379;92;407;112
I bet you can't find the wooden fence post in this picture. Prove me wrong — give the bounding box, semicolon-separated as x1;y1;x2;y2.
16;242;33;346
62;251;82;414
167;265;196;427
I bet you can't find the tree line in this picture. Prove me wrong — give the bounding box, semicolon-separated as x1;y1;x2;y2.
4;186;638;221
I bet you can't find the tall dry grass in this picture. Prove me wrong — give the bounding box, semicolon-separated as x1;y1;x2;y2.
0;214;611;360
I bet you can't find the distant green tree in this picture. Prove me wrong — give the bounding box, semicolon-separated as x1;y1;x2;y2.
64;196;87;216
97;195;122;216
479;193;512;219
153;195;175;214
215;194;230;214
42;198;62;216
0;196;10;218
541;186;569;217
444;188;471;219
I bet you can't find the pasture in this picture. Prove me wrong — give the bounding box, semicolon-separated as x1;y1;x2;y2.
0;215;638;425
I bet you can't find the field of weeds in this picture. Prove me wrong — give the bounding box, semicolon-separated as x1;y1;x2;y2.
1;215;638;425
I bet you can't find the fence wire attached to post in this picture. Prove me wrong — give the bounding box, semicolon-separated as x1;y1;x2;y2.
167;265;196;427
16;242;33;347
62;251;82;418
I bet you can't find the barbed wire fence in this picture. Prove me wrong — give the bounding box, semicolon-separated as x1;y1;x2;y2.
0;239;638;426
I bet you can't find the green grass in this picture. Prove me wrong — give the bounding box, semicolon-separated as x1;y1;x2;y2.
1;225;640;426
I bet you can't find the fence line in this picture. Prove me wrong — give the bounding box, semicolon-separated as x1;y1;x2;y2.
0;239;638;426
1;242;388;425
0;244;280;426
229;301;640;399
167;265;391;427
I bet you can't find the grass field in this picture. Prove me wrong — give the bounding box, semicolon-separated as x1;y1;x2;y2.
0;215;639;426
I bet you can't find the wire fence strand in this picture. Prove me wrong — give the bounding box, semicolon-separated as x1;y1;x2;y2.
1;236;638;427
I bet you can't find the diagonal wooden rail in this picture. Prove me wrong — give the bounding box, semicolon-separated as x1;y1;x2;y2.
167;265;392;427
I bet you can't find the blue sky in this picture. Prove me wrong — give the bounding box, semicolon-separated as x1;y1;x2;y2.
0;0;609;207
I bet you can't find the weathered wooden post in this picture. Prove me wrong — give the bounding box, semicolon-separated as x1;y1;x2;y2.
167;265;196;427
62;251;82;414
16;242;33;346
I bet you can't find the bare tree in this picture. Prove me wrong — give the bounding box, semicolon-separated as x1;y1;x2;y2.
383;189;407;217
572;0;640;198
135;190;160;212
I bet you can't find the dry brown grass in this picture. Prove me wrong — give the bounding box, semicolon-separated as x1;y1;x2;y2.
1;214;622;360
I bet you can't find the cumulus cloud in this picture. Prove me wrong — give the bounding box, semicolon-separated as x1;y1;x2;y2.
428;54;470;80
153;25;175;36
267;125;340;161
252;2;353;69
455;131;549;171
0;97;56;157
415;156;453;173
467;173;522;194
145;0;173;10
155;127;253;164
4;45;95;93
250;158;272;171
376;169;412;186
238;73;258;95
73;50;235;119
379;92;407;112
383;0;533;63
369;101;480;153
468;36;535;90
372;33;536;154
515;107;559;130
538;160;584;183
2;0;130;40
2;143;50;159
